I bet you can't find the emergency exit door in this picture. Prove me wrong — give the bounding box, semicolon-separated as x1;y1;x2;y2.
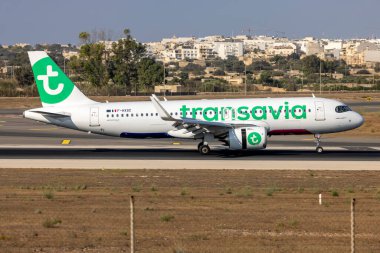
314;101;325;121
90;107;100;126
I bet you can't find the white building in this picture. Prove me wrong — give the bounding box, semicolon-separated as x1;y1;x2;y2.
323;40;343;51
194;42;215;59
266;42;297;56
243;36;276;51
213;41;243;59
161;36;195;44
364;50;380;64
62;50;79;59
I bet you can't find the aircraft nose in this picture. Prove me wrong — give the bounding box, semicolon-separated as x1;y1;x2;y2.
352;112;364;128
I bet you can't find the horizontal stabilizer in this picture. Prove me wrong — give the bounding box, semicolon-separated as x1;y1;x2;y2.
26;110;71;118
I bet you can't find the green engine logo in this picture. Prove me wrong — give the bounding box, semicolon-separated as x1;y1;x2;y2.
32;57;74;104
247;132;261;145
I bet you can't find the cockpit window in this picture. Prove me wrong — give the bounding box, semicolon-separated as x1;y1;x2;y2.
335;105;352;113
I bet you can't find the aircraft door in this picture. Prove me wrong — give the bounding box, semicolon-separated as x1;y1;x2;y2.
90;107;100;127
314;101;325;121
222;107;235;121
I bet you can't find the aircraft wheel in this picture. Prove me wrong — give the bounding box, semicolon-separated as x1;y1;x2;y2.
199;145;211;155
316;146;324;153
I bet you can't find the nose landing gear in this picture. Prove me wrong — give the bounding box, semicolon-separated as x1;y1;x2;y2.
314;134;323;153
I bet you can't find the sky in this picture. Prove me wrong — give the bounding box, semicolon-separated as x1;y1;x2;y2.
1;0;380;45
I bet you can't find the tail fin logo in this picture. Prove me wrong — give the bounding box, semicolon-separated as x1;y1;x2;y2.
37;65;64;95
32;57;74;104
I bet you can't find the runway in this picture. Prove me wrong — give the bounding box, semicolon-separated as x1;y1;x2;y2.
0;104;379;169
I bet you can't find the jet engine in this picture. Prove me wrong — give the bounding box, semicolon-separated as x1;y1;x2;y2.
228;126;267;150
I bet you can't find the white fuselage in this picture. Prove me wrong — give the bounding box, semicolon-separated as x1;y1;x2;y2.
24;97;364;139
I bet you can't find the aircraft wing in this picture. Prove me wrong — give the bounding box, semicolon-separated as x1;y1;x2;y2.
150;95;257;137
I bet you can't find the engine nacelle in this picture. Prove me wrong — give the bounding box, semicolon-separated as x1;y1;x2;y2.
228;126;267;150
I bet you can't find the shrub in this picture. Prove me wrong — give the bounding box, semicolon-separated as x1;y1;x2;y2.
332;190;339;197
43;218;62;228
132;186;141;192
180;188;188;196
43;191;54;200
236;186;252;197
266;187;281;196
225;188;233;194
160;214;174;222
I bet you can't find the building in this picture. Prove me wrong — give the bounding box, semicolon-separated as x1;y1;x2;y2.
266;42;297;56
154;84;183;93
62;50;79;59
213;41;244;59
305;41;323;56
194;42;215;59
364;50;380;67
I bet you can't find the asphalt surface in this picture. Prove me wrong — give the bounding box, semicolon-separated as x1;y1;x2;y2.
0;147;379;161
0;102;379;162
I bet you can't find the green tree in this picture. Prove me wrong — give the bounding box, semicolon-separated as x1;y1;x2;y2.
79;32;90;44
211;56;245;73
109;34;146;92
247;60;272;72
183;63;205;75
69;43;108;87
137;58;164;91
301;55;321;74
260;71;273;85
179;72;189;84
14;66;34;86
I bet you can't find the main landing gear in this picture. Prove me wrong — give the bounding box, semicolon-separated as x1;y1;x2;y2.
198;142;211;155
314;134;323;153
198;133;213;155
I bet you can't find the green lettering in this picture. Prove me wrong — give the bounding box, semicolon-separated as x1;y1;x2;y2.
237;106;250;120
191;107;202;119
291;105;307;119
203;107;219;121
285;102;289;119
180;105;190;118
269;105;283;119
251;106;267;120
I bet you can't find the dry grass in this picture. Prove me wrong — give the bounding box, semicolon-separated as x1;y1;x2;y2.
1;168;380;252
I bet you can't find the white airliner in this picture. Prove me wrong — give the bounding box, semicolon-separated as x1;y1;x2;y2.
24;51;364;154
